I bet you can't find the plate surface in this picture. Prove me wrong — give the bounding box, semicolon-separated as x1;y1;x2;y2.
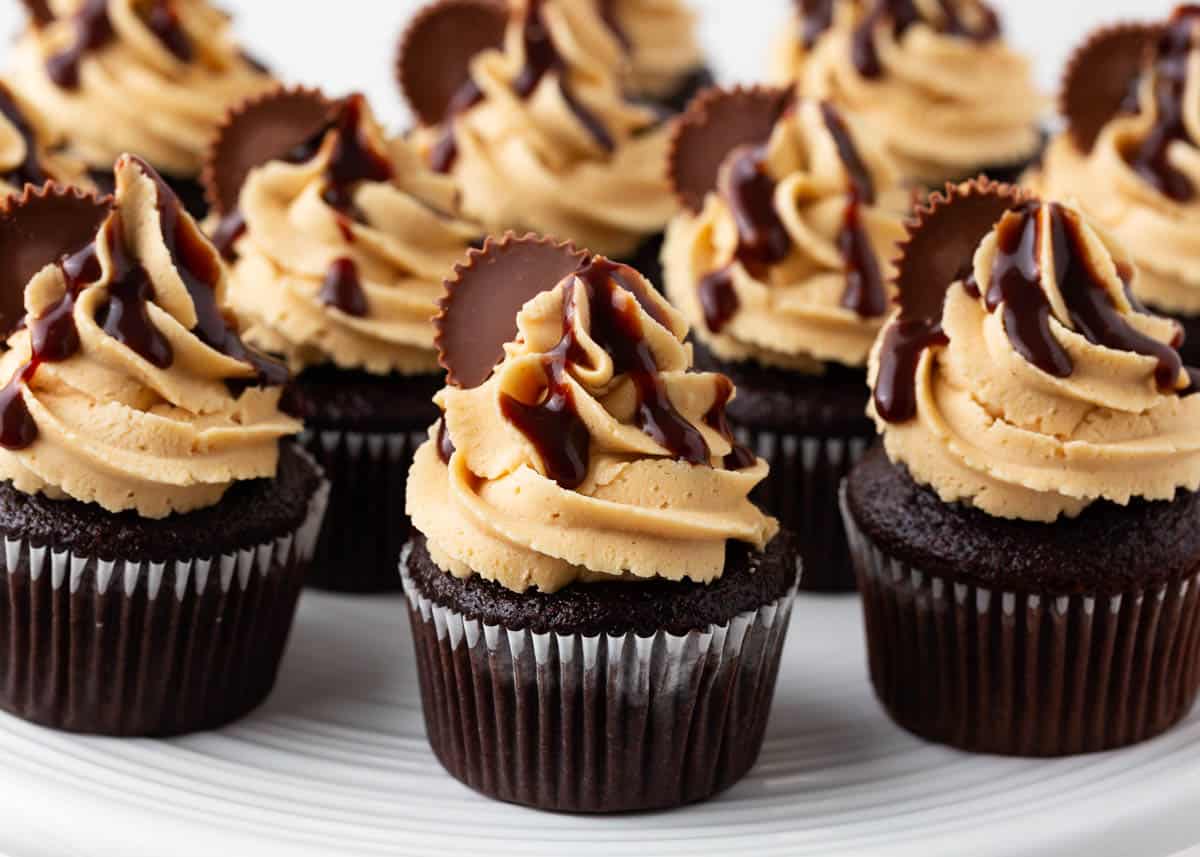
0;591;1198;857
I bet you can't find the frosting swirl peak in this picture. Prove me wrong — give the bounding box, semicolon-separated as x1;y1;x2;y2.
409;237;778;593
871;185;1200;522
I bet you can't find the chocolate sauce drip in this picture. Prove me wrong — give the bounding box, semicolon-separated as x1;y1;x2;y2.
319;257;369;317
852;0;997;79
820;102;875;204
436;417;456;463
320;95;394;224
501;258;708;489
723;144;791;275
983;203;1072;378
873;318;948;423
703;376;756;470
839;198;889;317
0;85;51;188
1047;202;1184;390
46;0;113;89
429;81;484;174
1128;8;1200;202
798;0;835;49
211;209;247;262
143;0;193;63
144;165;287;387
95;214;173;368
698;266;739;333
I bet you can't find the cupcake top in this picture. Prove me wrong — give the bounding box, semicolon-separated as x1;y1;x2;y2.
407;234;779;593
203;87;481;377
0;80;91;197
776;0;1042;186
397;0;675;259
662;87;909;372
1029;8;1200;316
601;0;705;101
869;178;1200;523
6;0;275;178
0;156;299;519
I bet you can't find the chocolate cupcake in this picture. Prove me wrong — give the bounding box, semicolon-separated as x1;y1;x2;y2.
662;87;909;591
0;157;327;736
1026;8;1200;365
6;0;276;218
843;178;1200;755
403;234;796;811
396;0;676;282
203;86;481;593
774;0;1045;187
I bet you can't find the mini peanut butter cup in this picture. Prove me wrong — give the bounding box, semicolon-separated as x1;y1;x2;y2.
895;177;1031;323
396;0;508;126
0;182;112;339
1061;22;1161;154
435;232;590;388
667;85;792;214
202;85;340;216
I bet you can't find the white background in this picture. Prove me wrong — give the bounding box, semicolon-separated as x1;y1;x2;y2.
0;1;1176;129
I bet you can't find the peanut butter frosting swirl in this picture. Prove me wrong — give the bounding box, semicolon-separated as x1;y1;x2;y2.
7;0;275;177
664;97;909;372
0;82;90;197
870;196;1200;523
0;158;299;519
608;0;704;100
1029;10;1200;316
777;0;1043;186
221;96;481;376
411;0;675;259
409;251;778;593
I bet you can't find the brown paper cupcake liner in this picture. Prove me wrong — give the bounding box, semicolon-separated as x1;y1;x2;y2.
0;470;329;737
400;549;798;812
299;427;427;593
841;485;1200;756
740;427;872;592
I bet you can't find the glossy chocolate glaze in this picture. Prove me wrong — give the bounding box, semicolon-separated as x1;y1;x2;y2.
872;318;947;424
697;266;739;334
703;374;756;470
319;257;369;317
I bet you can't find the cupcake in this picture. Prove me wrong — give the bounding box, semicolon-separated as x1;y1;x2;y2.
1026;8;1200;365
0;79;91;197
843;177;1200;755
774;0;1044;187
403;233;796;811
6;0;276;218
396;0;676;281
662;86;909;591
0;156;327;736
203;86;481;593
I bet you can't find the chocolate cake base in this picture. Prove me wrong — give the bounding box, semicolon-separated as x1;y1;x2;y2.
843;446;1200;755
284;365;441;593
0;442;326;736
402;531;798;812
89;168;208;220
694;341;874;592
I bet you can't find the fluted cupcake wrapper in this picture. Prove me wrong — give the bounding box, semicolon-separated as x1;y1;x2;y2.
299;427;426;593
739;428;871;592
400;549;798;812
0;472;329;737
840;484;1200;756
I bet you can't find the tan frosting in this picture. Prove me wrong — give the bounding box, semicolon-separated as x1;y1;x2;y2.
663;99;909;372
869;202;1200;522
0;158;300;518
222;101;481;376
411;0;675;259
612;0;704;99
6;0;275;177
0;87;91;197
1028;69;1200;315
407;265;779;593
778;1;1043;186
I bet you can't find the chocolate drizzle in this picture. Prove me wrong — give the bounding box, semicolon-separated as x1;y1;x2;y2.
96;213;174;369
320;95;394;225
436;416;456;463
46;0;193;89
873;319;948;423
852;0;998;79
501;257;709;489
429;81;484;174
0;84;51;189
698;267;739;334
211;209;247;262
320;257;369;317
703;375;756;471
797;0;835;49
1128;7;1200;202
597;0;632;51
